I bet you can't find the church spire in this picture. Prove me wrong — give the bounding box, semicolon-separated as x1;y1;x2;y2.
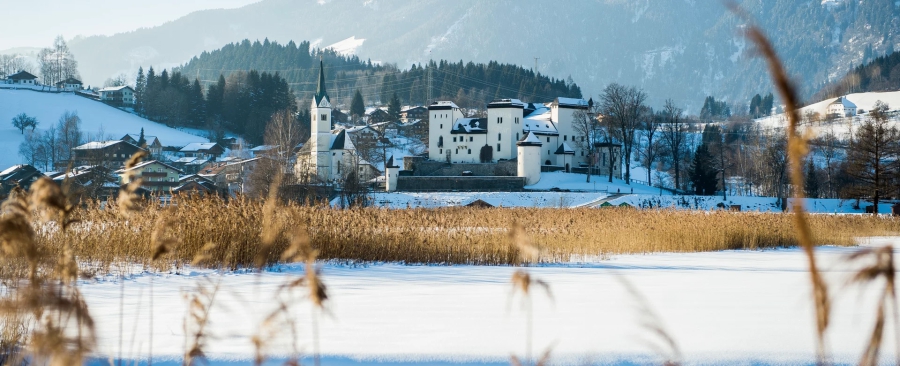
315;59;329;105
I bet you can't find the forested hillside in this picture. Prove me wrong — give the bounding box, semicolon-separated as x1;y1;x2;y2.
174;39;581;108
816;51;900;99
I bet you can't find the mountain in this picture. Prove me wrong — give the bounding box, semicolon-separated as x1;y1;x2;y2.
67;0;900;111
815;50;900;100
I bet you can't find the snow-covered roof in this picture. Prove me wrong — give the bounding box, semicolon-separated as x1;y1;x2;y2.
518;132;543;146
554;142;575;155
523;107;559;135
487;99;526;108
99;85;134;92
180;142;219;152
116;160;184;174
429;101;459;109
123;134;160;145
250;145;276;152
555;97;589;108
330;129;356;151
452;118;487;134
73;140;126;150
0;165;26;176
7;71;37;80
172;157;198;164
829;96;857;109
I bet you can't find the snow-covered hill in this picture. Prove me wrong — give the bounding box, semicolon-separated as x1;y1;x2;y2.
0;88;208;169
756;90;900;137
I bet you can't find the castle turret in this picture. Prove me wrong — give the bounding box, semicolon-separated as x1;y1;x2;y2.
517;132;542;185
385;155;400;192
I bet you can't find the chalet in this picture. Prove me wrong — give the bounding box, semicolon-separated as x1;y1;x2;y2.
170;156;212;175
0;165;43;198
121;134;163;156
397;119;428;139
55;78;83;91
98;85;135;106
199;158;260;196
827;97;857;118
72;140;146;168
116;160;184;193
180;142;225;160
400;106;428;122
332;109;351;124
173;174;220;196
6;71;38;85
52;165;120;200
250;145;277;158
367;108;392;124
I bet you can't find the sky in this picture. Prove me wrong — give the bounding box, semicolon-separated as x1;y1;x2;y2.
0;0;262;51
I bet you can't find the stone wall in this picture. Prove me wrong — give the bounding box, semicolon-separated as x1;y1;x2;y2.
402;156;517;177
396;176;525;191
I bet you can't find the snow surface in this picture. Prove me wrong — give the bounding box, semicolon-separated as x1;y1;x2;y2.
757;90;900;138
526;172;667;194
0;89;207;168
366;191;607;208
80;246;896;365
326;36;366;56
610;194;895;213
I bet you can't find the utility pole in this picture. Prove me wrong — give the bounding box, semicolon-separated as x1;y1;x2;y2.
533;57;540;74
427;52;433;105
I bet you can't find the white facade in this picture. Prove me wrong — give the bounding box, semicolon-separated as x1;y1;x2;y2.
385;166;400;192
427;101;465;162
517;132;542;185
826;97;857;117
99;86;135;105
485;99;525;161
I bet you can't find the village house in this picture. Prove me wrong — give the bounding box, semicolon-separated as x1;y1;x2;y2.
71;140;146;168
98;85;135;106
121;134;163;156
52;165;121;200
400;106;428;122
172;174;220;196
116;160;183;194
199;158;260;196
179;142;225;160
366;108;392;124
5;71;38;85
0;164;44;198
827;96;857;118
55;78;83;91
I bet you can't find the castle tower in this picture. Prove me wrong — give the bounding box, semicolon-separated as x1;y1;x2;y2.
310;60;333;182
517;132;542;185
385;155;400;192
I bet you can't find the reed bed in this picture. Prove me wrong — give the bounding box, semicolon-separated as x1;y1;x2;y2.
30;196;900;271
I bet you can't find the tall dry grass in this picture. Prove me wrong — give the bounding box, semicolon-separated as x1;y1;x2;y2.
37;197;900;270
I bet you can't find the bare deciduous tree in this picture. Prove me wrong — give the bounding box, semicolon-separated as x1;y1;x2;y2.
638;107;662;186
599;83;647;184
660;100;687;190
572;102;602;182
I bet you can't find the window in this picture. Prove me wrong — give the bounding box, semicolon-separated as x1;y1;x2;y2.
496;144;501;152
321;114;328;121
439;149;443;154
453;137;457;142
469;137;473;142
498;133;501;141
497;117;500;124
440;124;443;129
313;114;316;121
516;133;520;140
546;137;550;142
468;149;471;154
438;136;444;147
564;135;567;141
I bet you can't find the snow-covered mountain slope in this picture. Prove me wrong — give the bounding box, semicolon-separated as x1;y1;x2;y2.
756;90;900;137
0;88;208;169
65;0;900;110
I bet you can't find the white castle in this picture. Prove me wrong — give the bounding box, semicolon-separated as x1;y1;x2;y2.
427;97;590;170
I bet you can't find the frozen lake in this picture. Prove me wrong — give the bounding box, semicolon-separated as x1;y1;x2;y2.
81;245;895;365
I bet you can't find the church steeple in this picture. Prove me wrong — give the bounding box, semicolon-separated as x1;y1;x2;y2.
315;59;329;105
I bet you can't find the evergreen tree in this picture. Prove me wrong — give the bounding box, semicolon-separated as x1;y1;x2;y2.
805;159;819;198
689;143;718;195
388;93;401;120
135;67;146;116
350;89;365;120
761;93;774;116
749;94;762;117
137;128;147;150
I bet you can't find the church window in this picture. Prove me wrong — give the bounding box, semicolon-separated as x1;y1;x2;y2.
321;114;328;121
467;149;471;154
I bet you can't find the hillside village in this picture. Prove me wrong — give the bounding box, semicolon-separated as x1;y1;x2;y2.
5;35;900;213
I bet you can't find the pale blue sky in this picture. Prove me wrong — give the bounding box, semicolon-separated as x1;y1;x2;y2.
0;0;262;50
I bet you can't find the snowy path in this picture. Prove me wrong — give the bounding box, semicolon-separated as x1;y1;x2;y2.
80;246;895;365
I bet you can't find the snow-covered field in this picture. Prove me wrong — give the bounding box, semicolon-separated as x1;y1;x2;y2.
611;194;894;213
757;90;900;137
80;246;896;365
526;172;670;194
367;191;607;208
0;88;208;168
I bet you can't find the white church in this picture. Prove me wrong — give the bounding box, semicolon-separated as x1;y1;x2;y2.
295;61;364;184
